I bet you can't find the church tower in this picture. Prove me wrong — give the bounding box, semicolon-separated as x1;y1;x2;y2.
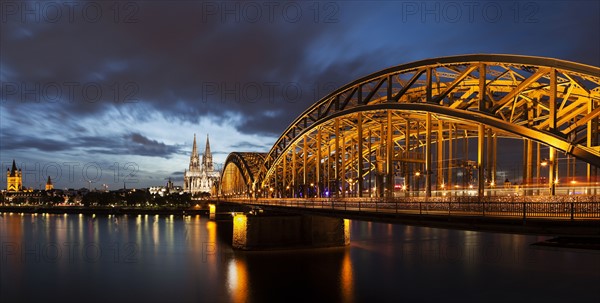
6;160;22;192
189;133;201;172
203;134;213;172
45;176;54;191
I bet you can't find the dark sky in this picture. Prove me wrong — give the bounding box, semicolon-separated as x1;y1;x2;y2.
1;0;599;190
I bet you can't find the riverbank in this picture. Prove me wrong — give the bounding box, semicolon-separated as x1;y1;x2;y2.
0;205;209;216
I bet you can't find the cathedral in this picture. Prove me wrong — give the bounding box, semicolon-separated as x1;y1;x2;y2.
183;134;220;197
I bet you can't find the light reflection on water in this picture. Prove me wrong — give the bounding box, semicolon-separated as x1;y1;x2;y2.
0;213;598;303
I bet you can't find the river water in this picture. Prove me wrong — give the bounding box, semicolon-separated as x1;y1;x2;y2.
0;213;598;302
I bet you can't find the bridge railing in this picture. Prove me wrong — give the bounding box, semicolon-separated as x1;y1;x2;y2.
218;196;600;220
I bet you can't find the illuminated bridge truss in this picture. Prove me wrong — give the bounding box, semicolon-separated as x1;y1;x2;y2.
221;152;267;197
221;54;600;198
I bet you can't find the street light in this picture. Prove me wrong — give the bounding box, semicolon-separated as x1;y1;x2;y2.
346;178;356;197
539;158;558;195
414;171;421;196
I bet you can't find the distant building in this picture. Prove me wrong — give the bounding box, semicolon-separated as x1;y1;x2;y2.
45;176;54;191
183;134;220;197
149;178;183;197
6;160;22;192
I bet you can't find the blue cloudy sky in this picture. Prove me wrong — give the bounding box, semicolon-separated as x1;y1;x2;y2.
1;0;599;190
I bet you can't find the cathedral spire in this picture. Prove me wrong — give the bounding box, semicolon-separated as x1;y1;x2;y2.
10;159;17;176
203;134;213;171
191;133;198;160
189;133;200;171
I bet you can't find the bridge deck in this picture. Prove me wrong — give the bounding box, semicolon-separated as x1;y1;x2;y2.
213;198;600;235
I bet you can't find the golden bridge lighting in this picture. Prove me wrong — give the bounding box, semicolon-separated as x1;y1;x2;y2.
218;55;600;199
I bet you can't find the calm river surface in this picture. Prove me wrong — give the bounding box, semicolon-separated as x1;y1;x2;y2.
1;213;598;302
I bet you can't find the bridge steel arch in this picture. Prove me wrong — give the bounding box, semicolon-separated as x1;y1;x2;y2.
252;54;600;199
220;152;266;198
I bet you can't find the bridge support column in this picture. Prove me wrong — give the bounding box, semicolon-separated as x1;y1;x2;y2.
536;142;541;196
303;134;308;198
232;214;350;250
317;128;321;198
341;133;346;198
327;144;331;197
425;112;432;197
586;98;596;193
549;147;556;196
368;129;372;197
437;121;444;195
357;113;364;197
492;133;497;194
387;110;394;198
478;124;485;199
524;139;533;196
405;119;411;198
377;120;385;198
292;143;297;198
335;118;340;198
463;130;469;192
486;128;493;196
283;153;288;198
447;123;453;196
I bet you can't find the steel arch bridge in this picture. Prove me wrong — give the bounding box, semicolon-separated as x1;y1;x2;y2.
220;54;600;199
220;152;267;198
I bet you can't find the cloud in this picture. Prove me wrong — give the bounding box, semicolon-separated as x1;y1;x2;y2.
0;131;181;158
228;140;271;150
0;134;69;152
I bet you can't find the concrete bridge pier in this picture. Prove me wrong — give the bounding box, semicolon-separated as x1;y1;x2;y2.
209;203;216;220
208;202;248;221
232;213;350;250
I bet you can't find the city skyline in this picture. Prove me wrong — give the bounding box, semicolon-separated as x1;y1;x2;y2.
1;1;599;189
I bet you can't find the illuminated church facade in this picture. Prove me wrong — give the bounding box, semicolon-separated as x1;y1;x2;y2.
183;134;220;197
6;160;22;192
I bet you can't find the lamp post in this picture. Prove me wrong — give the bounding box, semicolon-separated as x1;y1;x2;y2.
414;171;421;197
348;179;356;197
540;158;557;196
